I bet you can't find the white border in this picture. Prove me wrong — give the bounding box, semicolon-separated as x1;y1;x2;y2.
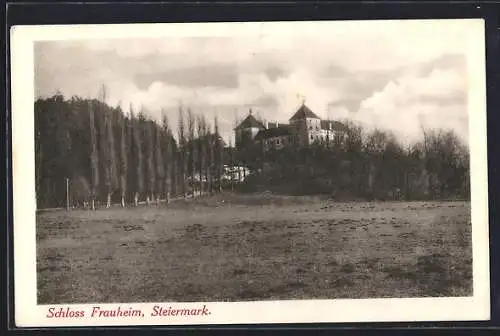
11;19;490;327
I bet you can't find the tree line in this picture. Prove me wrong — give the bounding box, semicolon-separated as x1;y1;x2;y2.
35;90;225;209
35;91;471;209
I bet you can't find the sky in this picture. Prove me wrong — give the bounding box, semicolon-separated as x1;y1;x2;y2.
34;20;475;145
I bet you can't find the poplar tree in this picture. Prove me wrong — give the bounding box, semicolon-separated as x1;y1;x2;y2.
88;100;99;210
162;111;172;203
187;108;196;198
178;106;188;198
155;113;165;205
229;139;234;191
103;99;118;208
207;123;214;195
214;115;223;192
119;108;128;207
131;105;144;206
146;119;156;205
172;148;178;197
197;115;207;196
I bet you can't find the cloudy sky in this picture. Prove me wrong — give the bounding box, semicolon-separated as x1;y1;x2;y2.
34;20;475;145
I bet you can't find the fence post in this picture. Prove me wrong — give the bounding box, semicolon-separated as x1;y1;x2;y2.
65;177;70;211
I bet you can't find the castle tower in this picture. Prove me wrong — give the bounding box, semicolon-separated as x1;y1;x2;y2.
234;108;266;150
289;103;321;146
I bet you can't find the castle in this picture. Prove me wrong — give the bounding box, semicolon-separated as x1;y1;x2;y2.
234;103;348;152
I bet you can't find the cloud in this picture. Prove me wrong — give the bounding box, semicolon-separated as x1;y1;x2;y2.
34;20;473;145
353;66;468;144
134;65;239;90
263;66;289;82
418;53;466;76
250;94;279;108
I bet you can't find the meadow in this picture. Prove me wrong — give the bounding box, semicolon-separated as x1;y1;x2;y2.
36;193;472;304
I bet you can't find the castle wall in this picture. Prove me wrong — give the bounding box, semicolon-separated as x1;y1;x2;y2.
293;118;322;146
262;135;291;151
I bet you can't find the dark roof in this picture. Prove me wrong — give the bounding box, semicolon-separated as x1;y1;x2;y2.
289;104;320;121
255;126;291;140
267;122;289;129
320;120;348;132
235;113;265;130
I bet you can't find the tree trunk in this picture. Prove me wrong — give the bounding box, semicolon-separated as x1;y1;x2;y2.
134;192;139;207
191;153;196;199
209;169;213;195
121;195;125;208
231;167;234;192
183;151;188;199
199;171;203;196
206;167;211;195
183;166;187;199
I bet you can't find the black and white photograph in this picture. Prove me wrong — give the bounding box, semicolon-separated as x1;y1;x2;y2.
11;19;489;326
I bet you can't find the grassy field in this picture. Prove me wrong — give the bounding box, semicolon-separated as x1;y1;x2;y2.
36;193;472;304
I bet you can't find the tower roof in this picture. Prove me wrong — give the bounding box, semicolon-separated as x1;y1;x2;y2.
289;104;320;121
235;112;266;130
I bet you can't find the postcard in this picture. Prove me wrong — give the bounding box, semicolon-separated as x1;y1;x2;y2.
11;19;489;327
